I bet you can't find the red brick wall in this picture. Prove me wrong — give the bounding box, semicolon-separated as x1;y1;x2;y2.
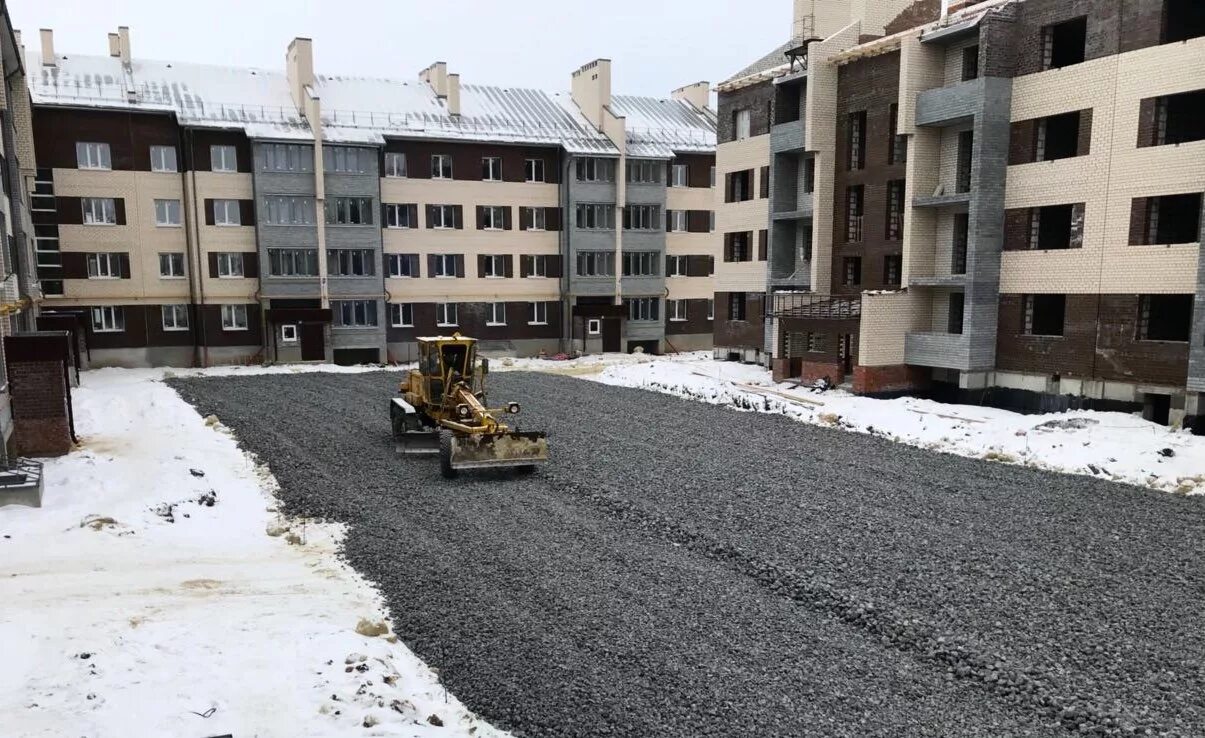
853;364;931;394
8;359;72;457
801;360;844;385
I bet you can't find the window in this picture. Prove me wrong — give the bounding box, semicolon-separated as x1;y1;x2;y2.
728;292;747;321
948;292;965;335
159;252;185;278
323;146;375;174
487;303;507;326
576;251;615;277
846;186;864;242
803;158;815;193
480;206;507;230
952;213;969;274
668;299;687;322
334;300;378;328
281;325;298;343
725;170;753;202
1136;294;1193;341
734;108;752;140
432;254;458;278
91;306;124;333
523;206;546;230
956;130;974;193
1141;194;1202;245
429;205;459;229
962;45;980;81
576;203;615;230
82;197;117;225
162;304;189;331
217;252;245;278
325;197;374;225
328;249;376;277
432;154;453;179
842;256;862;287
724;232;752;262
625;297;660;322
887;105;907;165
482;157;502;181
667;210;688;233
666;255;686;277
886;180;905;240
261;144;312;172
221;304;249;331
1022;294;1066;336
1147;90;1205;147
262;195;316;225
884;254;901;287
1029;204;1079;250
150;145;178;172
526;255;548;278
76;142;112;170
622;251;659;277
587;318;601;335
268;248;318;277
1163;0;1205;43
385;203;417;229
389;303;415;328
384;152;408;178
1036;111;1082;161
670;164;688;187
627;160;661;184
87;252;123;279
624;204;661;231
1041;17;1087;70
848;112;866;170
759;166;770;199
575;157;616;182
709;211;716;233
213;199;241;226
387;253;420;278
211;145;237;172
525;158;546;183
436;303;458;327
154;199;182;227
706;299;714;321
710;166;716;188
482;255;507;278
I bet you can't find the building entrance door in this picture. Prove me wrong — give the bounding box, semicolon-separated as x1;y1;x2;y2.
602;318;621;352
300;324;325;361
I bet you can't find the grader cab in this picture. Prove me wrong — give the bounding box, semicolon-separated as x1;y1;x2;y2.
390;335;549;478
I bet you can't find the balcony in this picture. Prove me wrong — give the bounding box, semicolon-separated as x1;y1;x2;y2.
915;78;982;128
912;192;971;209
905;331;971;370
909;273;967;288
771;196;813;221
771;120;806;154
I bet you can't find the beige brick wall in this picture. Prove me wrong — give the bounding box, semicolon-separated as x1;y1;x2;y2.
897;33;943;139
190;172;257;302
715;135;770;292
859;289;929;366
1001;37;1204;295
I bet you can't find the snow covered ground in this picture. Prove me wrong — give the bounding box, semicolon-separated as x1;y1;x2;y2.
586;355;1205;496
0;370;508;738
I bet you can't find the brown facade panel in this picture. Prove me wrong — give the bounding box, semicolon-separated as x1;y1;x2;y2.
713;291;764;349
685;254;713;277
145;305;197;347
1003;208;1031;250
389;302;560;342
665;298;714;336
675;153;715;188
686;210;711;233
185;129;253;173
197;304;263;348
717;80;774;144
1095;294;1190;385
1009;120;1036;165
55;196;82;225
32;107;179;171
384;140;561;184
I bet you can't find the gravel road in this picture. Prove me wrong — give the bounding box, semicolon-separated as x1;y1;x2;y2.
168;371;1205;737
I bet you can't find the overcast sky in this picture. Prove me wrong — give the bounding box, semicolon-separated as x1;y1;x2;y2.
12;0;792;102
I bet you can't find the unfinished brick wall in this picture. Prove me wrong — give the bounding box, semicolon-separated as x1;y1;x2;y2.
5;334;73;457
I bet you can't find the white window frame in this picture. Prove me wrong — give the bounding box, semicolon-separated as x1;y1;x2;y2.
161;304;190;331
76;142;112;170
576;157;616;183
432;154;453;179
154;198;182;227
482;255;507;278
482;156;502;182
576;203;615;230
527;255;548;278
213;199;241;227
735;109;752;141
668;210;688;233
626;297;660;322
667;255;686;277
86;252;122;279
217;252;245;278
528;301;548;326
625;204;661;231
384;152;408;178
671;163;689;187
389;303;415;328
150;145;178;173
525;158;546;183
268;248;318;277
158;252;186;279
261;143;313;173
281;324;299;343
82;197;117;225
387;254;418;278
432;254;457;278
487;302;507;326
627;160;660;184
669;299;687;322
481;206;506;230
524;206;546;231
385;203;414;229
436;303;459;327
262;195;316;225
221;304;249;331
430;205;457;229
587;318;601;335
91;306;124;333
211;145;238;172
622;251;659;277
334;299;379;328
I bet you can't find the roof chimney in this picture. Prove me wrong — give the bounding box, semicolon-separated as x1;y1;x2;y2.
108;33;120;57
447;73;461;117
39;29;54;66
419;62;449;97
571;58;612;129
286;37;315;110
671;81;710;111
118;26;131;66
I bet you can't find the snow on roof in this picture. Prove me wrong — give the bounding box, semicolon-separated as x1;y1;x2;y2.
27;50;713;156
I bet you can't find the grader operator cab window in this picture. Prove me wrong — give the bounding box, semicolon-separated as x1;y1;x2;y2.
440;343;471;379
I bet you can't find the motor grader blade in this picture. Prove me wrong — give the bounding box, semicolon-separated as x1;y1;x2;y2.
396;430;440;455
447;431;549;471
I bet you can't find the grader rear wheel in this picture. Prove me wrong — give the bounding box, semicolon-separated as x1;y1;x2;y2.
439;430;458;479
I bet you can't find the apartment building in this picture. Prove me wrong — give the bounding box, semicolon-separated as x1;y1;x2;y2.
744;0;1205;429
28;31;715;367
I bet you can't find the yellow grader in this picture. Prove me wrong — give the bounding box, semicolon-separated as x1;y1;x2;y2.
390;334;549;478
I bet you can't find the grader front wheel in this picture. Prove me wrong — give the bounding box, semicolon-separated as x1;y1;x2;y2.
439;430;458;479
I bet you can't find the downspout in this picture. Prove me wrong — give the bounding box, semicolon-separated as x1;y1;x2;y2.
185;129;209;367
561;150;572;354
178;125;199;368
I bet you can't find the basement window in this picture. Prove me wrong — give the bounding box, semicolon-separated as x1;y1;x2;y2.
1041;17;1087;70
1150;90;1205;147
1137;294;1193;342
1146;194;1203;245
1023;294;1066;337
1163;0;1205;44
1029;204;1078;250
1036;111;1081;161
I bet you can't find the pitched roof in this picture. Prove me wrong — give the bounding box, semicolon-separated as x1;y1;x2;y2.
719;38;796;89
